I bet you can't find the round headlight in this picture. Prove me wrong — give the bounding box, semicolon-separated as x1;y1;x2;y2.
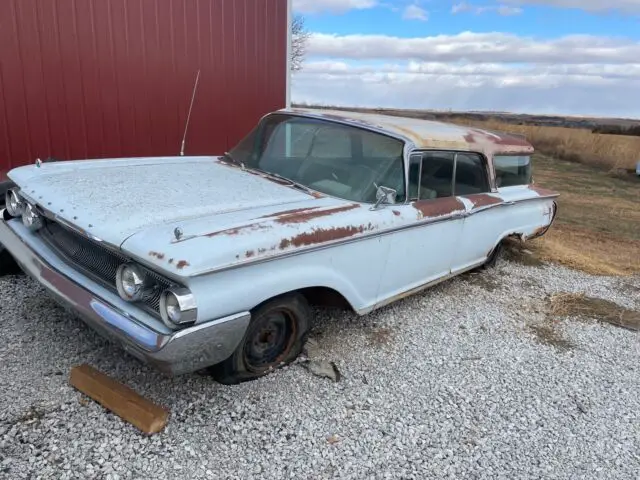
5;189;24;217
116;264;148;302
22;203;43;231
160;288;197;327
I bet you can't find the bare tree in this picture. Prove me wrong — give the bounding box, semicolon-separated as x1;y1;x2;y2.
291;14;311;72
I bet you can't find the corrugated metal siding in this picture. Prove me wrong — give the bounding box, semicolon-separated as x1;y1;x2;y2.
0;0;288;180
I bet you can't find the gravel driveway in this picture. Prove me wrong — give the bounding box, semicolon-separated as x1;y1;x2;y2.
1;259;639;480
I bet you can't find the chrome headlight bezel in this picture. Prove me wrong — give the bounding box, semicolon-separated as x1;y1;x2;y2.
116;263;150;302
22;202;43;231
5;188;25;217
159;288;197;327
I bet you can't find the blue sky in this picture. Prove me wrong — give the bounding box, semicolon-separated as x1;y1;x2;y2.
290;0;640;117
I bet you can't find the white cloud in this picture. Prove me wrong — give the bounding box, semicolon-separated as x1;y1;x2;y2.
403;4;429;20
502;0;640;14
292;32;640;116
307;32;640;64
452;2;523;15
292;0;377;14
292;67;640;116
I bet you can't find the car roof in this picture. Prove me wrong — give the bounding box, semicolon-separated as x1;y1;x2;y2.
278;107;534;157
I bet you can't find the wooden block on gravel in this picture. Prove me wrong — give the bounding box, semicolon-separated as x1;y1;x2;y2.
69;364;169;435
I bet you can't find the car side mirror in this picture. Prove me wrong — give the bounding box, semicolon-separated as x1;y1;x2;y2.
371;185;397;210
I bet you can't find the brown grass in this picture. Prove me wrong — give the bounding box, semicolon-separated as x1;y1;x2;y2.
528;324;575;351
523;154;640;276
448;118;640;171
549;293;640;331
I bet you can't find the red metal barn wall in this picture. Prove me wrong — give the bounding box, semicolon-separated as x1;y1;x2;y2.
0;0;289;181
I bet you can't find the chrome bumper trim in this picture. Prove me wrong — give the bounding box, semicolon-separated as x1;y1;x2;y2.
0;213;250;376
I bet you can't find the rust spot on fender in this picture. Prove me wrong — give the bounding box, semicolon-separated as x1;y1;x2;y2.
149;251;165;260
466;193;503;209
246;250;255;258
526;225;551;240
176;260;190;270
528;185;559;198
274;204;360;224
310;191;325;199
392;210;401;216
205;223;268;238
259;206;322;219
412;197;466;219
279;224;375;249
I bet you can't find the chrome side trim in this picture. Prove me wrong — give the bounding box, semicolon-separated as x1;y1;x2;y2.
361;259;486;314
191;191;557;277
192;208;465;277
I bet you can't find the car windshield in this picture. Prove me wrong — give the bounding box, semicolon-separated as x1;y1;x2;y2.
226;114;406;204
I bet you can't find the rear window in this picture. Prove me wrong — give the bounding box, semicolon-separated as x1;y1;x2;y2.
494;155;532;187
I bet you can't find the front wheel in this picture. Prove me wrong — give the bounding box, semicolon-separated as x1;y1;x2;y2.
209;293;311;385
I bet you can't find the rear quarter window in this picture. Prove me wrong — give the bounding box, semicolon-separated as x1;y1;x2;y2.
494;155;532;187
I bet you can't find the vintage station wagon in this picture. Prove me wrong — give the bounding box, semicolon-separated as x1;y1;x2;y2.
0;108;558;384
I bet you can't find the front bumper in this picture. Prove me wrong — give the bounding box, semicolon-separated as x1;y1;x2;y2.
0;213;250;376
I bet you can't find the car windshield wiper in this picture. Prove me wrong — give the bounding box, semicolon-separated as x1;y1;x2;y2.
248;167;316;195
222;152;245;169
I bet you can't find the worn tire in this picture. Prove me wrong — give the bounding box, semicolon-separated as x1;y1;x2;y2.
210;293;312;385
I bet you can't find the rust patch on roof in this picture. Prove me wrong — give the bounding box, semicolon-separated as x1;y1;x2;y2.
466;193;503;209
412;197;466;219
279;224;375;249
176;260;190;270
149;251;165;260
273;204;360;225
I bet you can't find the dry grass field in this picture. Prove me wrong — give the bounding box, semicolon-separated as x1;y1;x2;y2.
523;154;639;276
444;118;640;172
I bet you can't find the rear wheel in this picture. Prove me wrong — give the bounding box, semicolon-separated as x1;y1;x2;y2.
210;293;311;385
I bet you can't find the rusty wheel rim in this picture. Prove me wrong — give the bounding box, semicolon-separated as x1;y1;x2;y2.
242;308;297;374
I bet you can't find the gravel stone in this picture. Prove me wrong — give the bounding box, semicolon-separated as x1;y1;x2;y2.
0;259;639;479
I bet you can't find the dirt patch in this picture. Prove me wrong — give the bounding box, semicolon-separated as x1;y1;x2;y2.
368;327;394;346
462;271;501;292
618;280;640;297
528;323;575;351
503;238;545;267
549;292;640;331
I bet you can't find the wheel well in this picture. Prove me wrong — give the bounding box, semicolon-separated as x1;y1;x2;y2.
253;287;355;313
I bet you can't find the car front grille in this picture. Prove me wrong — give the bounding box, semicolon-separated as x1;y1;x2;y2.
37;219;172;317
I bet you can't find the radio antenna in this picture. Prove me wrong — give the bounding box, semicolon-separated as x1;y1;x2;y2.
179;69;201;156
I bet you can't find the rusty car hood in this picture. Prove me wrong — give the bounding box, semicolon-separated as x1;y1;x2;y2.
8;156;319;246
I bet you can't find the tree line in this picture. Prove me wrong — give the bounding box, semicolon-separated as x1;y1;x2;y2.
592;125;640;137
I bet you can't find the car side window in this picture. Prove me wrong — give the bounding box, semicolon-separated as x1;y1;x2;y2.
494;155;532;187
408;151;456;200
453;153;490;195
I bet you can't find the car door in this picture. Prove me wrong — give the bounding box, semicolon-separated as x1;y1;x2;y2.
376;151;466;305
449;152;508;273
